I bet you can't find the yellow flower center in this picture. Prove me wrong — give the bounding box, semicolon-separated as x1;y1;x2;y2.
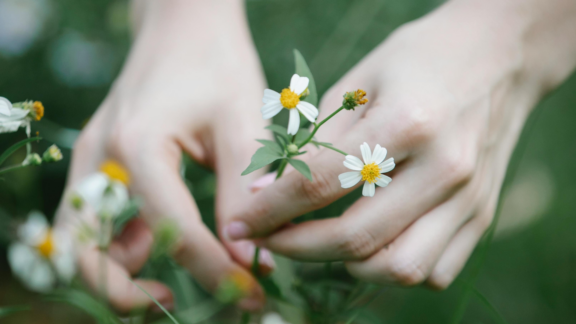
361;162;381;184
100;160;130;185
280;88;300;109
36;231;55;258
33;101;44;121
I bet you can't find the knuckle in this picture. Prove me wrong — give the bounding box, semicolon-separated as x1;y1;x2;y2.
336;227;377;260
440;151;476;189
386;256;428;286
108;122;143;162
298;169;337;207
394;105;437;146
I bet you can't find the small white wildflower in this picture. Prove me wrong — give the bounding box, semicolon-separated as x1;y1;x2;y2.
338;142;395;197
261;74;319;135
43;144;63;162
8;211;76;293
0;96;30;134
261;312;291;324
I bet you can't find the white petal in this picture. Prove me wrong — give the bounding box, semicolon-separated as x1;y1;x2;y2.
101;181;129;216
51;249;76;283
360;142;372;164
339;172;362;188
0;120;24;133
296;101;318;123
0;97;12;116
289;74;309;95
26;259;55;293
261;101;283;119
8;243;38;275
372;144;387;165
379;158;395;173
261;312;289;324
18;211;49;246
362;181;376;197
343;155;364;171
75;173;109;210
287;109;300;135
262;89;280;104
375;175;392;187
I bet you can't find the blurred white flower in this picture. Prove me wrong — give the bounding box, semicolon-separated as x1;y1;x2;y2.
8;211;76;293
338;142;395;197
0;96;30;134
261;313;291;324
0;0;51;57
261;74;319;135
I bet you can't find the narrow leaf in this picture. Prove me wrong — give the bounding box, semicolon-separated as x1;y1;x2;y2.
256;139;283;154
288;159;312;181
294;49;318;107
0;136;41;166
241;147;284;176
128;277;180;324
294;128;312;146
259;276;284;300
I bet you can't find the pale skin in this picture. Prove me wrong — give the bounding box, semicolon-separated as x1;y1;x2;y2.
55;0;576;313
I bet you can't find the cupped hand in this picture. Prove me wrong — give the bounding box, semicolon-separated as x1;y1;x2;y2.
224;1;573;289
54;1;272;312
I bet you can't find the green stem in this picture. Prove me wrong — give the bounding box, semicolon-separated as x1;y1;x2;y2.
323;262;332;316
276;159;289;179
251;246;261;277
0;164;29;175
318;144;348;156
298;106;345;149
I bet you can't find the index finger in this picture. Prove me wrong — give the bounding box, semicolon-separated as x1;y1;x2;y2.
223;118;407;241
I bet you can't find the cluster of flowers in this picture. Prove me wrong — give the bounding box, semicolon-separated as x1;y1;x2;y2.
256;74;395;197
7;160;131;292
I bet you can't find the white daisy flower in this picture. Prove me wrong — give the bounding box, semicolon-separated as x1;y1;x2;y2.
8;211;76;293
338;142;395;197
0;96;30;134
261;74;319;135
261;312;291;324
74;172;128;218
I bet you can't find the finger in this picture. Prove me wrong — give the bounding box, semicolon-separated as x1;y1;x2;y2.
425;193;498;290
78;247;173;314
115;138;265;310
258;152;468;261
211;111;276;274
224;117;411;240
108;218;153;275
343;193;473;286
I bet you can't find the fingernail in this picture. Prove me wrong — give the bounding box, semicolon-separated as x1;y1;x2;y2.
248;172;276;193
259;249;276;269
225;221;251;241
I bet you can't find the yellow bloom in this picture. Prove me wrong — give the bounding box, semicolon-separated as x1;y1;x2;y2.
343;89;369;110
100;160;130;185
33;101;44;121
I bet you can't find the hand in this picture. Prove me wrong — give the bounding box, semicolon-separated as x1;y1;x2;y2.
224;0;576;288
55;0;272;312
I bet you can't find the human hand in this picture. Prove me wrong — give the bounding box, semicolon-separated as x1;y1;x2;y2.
54;0;272;312
225;0;576;289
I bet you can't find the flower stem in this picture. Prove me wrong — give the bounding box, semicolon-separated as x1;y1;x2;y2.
0;164;29;175
276;159;289;179
318;144;348;156
298;106;345;149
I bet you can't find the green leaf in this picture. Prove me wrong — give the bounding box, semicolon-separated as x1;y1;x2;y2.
0;136;41;166
265;125;289;141
47;289;123;324
294;49;318;107
288;159;312;181
113;198;142;235
258;276;283;300
241;146;284;176
0;306;29;318
256;139;283;154
294;128;312;146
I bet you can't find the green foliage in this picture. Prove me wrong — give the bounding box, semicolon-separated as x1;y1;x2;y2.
241;146;285;175
256;139;284;154
128;277;181;324
47;289;123;324
0;306;30;319
0;136;41;166
294;49;318;107
265;124;290;141
288;159;313;181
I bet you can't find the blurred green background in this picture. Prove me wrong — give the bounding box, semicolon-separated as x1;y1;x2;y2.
1;0;575;323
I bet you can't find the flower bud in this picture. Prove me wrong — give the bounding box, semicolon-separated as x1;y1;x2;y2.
43;145;62;163
23;153;42;166
151;219;180;259
342;89;368;110
69;193;84;211
287;143;299;155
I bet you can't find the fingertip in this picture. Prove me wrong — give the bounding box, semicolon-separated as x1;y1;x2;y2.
224;221;251;241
